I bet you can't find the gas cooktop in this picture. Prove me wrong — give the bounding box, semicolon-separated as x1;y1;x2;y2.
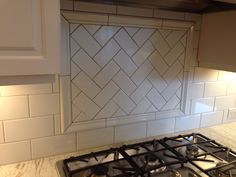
56;133;236;177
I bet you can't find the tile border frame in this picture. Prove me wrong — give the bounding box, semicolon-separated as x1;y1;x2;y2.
60;11;195;133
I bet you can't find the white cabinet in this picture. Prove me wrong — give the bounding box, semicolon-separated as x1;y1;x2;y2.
198;10;236;72
0;0;60;76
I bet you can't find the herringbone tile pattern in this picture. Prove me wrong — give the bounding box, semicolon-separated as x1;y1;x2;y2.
69;24;187;122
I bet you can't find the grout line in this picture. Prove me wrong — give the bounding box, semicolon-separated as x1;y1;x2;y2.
2;121;6;143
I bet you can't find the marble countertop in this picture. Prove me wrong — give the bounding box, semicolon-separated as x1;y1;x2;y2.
1;122;236;177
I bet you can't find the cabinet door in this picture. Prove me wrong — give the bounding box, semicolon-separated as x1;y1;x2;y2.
0;0;60;76
198;10;236;72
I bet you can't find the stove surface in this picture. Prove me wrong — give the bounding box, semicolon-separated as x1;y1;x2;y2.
57;133;236;177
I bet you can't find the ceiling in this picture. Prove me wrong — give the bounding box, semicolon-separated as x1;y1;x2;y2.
76;0;236;13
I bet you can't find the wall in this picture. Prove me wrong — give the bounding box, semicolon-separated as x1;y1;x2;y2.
0;1;235;165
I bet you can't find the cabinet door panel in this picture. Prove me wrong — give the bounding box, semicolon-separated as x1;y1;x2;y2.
0;0;60;75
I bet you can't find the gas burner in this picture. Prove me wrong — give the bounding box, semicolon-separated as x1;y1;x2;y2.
90;166;108;177
145;154;160;167
169;170;182;177
144;153;166;173
186;144;199;158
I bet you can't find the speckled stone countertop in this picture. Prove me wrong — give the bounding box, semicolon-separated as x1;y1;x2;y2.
1;122;236;177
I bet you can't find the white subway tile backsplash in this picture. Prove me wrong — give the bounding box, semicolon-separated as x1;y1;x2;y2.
133;28;155;47
0;141;31;165
194;67;218;82
175;114;201;132
117;6;153;17
148;51;168;75
131;98;151;114
147;118;175;137
4;116;54;142
215;96;236;110
154;9;185;20
77;127;114;150
29;94;59;117
0;96;29;120
146;88;166;110
201;111;223;128
191;98;214;114
204;81;227;97
148;69;167;93
187;83;204;99
31;134;76;159
0;121;4;143
115;122;146;143
227;81;236;95
95;100;119;119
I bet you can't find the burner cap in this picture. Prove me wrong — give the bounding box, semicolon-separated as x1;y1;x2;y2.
145;154;160;167
91;166;108;177
170;170;182;177
186;144;199;157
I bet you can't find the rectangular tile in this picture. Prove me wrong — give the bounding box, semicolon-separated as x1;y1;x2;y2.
0;83;52;96
133;28;155;47
131;98;151;114
148;69;167;92
4;116;54;142
215;96;236;110
0;96;29;120
162;95;180;111
193;67;218;82
227;81;236;95
163;61;183;83
72;72;101;99
162;80;181;100
31;134;76;159
95;100;119;119
164;42;184;66
175;114;201;132
204;81;227;97
148;51;168;75
29;94;59;117
187;83;204;99
201;111;223;128
191;98;214;114
146;88;166;110
93;81;119;107
154;9;185;20
113;70;136;96
0;141;31;165
94;61;120;88
117;6;153;17
147;118;175;137
115;122;146;143
77;127;114;150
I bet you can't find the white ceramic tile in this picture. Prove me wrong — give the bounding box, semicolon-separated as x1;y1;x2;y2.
70;38;80;57
227;81;236;95
146;105;158;113
72;49;100;78
77;127;114;150
131;60;153;86
191;98;214;114
113;90;136;114
31;134;76;159
146;88;166;110
71;61;81;79
218;71;236;81
156;110;183;119
227;109;236;122
84;25;100;35
133;28;155;47
0;141;31;165
148;69;167;92
147;118;175;137
113;70;136;96
29;94;60;117
185;13;202;30
162;95;180;111
124;27;139;37
148;51;168;75
150;31;170;57
131;98;151;114
71;26;101;57
73;93;100;118
114;122;146;143
70;24;79;34
94;39;120;67
130;79;152;104
201;111;223;128
68;119;106;132
166;30;186;48
71;83;81;100
94;26;120;46
132;41;155;66
113;109;126;117
0;84;52;96
72;72;101;99
93;81;119;107
162;80;181;100
159;29;171;38
114;28;138;56
4;116;54;142
193;67;218;82
187;83;204;99
215;96;236;110
113;50;137;77
175;114;201;132
94;61;120;88
74;1;116;14
0;122;4;143
164;42;184;66
0;96;29;120
204;81;227;97
117;6;153;17
154;9;185;20
95;100;119;119
163;61;183;83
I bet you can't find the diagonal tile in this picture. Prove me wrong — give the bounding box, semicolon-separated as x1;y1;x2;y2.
166;30;186;47
83;24;100;35
71;61;81;80
162;79;181;100
147;88;166;110
164;42;184;66
72;26;101;57
148;51;168;75
148;69;167;93
71;83;81;100
114;28;138;56
159;29;172;38
124;27;139;37
95;100;119;119
94;39;120;67
162;95;180;111
94;26;120;46
70;24;79;34
131;97;151;114
133;28;155;47
70;38;80;57
163;61;182;84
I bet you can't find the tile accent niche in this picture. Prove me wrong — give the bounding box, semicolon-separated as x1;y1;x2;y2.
60;12;194;133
